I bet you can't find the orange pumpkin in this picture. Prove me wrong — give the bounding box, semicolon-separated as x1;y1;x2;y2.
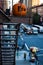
12;3;27;16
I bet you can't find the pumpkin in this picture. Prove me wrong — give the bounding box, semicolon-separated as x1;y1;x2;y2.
12;3;27;16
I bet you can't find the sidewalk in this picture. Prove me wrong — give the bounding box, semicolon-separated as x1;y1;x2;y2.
16;50;29;60
16;60;30;65
16;50;30;65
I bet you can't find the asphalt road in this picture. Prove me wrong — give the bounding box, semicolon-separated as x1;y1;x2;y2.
16;24;43;65
17;33;43;65
16;49;43;65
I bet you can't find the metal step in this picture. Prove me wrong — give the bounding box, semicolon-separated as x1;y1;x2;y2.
2;55;14;58
1;50;15;52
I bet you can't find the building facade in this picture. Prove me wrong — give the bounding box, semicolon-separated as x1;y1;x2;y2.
32;0;40;6
20;0;29;8
20;0;40;8
0;0;42;11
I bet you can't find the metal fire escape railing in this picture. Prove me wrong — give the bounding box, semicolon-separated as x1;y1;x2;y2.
0;23;20;65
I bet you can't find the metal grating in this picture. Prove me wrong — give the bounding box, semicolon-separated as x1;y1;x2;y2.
0;23;20;65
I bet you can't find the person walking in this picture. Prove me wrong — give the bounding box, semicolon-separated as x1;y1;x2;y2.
29;47;39;65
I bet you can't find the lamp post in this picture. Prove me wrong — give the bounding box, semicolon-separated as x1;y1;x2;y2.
12;0;13;8
20;0;23;3
12;0;13;15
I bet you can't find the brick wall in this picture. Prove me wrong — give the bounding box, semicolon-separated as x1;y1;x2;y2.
10;16;30;24
0;0;4;8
